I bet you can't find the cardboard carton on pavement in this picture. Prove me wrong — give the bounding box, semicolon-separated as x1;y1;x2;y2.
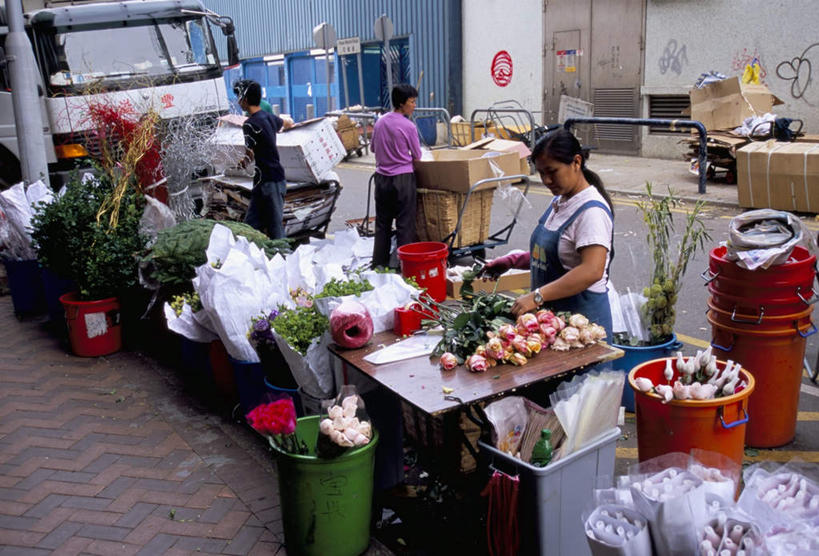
689;77;783;131
413;149;520;193
446;269;531;299
736;140;819;212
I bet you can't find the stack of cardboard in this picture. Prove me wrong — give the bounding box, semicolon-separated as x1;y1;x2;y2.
736;140;819;212
335;115;359;153
683;77;783;183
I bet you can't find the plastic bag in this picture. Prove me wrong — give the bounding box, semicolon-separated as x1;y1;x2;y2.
484;396;528;455
724;209;804;270
688;449;741;501
316;384;373;458
698;514;764;555
584;503;652;556
0;182;37;260
737;461;819;532
139;195;177;247
550;370;624;457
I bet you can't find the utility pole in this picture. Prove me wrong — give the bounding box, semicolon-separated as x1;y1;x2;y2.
6;0;50;187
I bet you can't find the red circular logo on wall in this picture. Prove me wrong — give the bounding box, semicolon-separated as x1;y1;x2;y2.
491;50;513;87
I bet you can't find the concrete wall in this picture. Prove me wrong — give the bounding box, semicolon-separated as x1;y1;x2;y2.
641;0;819;158
461;0;543;121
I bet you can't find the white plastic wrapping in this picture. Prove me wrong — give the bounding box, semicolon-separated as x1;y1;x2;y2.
724;209;804;270
584;504;652;556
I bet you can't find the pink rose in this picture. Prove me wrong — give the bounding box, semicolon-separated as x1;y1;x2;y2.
466;354;488;373
440;352;458;371
497;324;517;341
511;335;531;356
553;315;566;331
539;323;557;343
517;313;540;333
485;338;505;361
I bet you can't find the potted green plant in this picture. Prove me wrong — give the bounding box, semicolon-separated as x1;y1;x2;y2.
612;183;711;410
31;169;147;356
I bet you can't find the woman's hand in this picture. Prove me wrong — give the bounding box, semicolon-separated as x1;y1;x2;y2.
512;291;539;317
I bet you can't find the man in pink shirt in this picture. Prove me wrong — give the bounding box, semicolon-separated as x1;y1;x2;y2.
370;84;423;268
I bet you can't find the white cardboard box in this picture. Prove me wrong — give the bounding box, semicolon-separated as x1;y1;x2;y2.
277;118;346;183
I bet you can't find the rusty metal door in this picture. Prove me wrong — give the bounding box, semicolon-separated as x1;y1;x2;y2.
543;0;645;154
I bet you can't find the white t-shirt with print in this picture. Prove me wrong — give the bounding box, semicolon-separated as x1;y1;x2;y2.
539;186;613;293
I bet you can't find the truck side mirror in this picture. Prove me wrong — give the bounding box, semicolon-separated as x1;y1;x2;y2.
219;20;240;68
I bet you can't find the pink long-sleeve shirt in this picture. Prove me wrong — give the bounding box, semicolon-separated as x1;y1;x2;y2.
371;111;423;176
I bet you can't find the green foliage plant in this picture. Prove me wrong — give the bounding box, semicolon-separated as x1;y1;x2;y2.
637;183;711;344
141;219;292;287
31;171;147;300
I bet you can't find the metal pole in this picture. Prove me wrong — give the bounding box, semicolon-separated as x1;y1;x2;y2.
340;56;350;110
6;0;50;187
356;51;365;107
384;35;393;102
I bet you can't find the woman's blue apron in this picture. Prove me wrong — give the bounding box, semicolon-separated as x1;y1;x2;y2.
530;199;614;342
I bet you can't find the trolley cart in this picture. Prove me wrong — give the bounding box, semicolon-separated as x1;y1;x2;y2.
353;173;532;262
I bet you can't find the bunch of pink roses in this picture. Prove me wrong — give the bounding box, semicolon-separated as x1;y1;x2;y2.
246;397;307;454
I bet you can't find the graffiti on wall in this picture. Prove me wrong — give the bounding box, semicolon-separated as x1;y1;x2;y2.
658;39;688;75
491;51;513;87
776;43;819;102
731;48;767;83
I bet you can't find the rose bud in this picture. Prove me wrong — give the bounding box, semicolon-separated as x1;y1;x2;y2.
550;337;570;351
553;315;566;331
517;313;540;333
485;337;505;361
536;309;555;324
539;323;557;343
511;335;531;356
440;352;458;371
568;313;590;329
508;352;528;366
497;324;517;341
526;337;543;354
475;344;487;357
466;354;488;373
560;326;580;343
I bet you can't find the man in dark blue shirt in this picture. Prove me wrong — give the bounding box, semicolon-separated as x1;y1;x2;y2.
237;80;292;239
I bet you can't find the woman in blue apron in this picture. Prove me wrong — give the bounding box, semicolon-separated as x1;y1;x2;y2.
483;129;615;341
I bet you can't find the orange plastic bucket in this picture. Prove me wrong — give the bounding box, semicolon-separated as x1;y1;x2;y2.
708;312;815;447
629;357;754;468
397;241;448;302
59;292;122;357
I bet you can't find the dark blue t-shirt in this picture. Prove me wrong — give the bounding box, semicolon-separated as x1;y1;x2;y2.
243;110;286;184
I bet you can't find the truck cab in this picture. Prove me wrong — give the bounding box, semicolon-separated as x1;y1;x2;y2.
0;0;238;188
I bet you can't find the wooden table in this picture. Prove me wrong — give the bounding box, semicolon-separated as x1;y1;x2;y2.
328;330;624;416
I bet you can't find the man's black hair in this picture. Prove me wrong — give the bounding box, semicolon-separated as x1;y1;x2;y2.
234;79;262;106
391;83;418;109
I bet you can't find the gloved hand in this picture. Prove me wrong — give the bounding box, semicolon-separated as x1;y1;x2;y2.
479;250;530;280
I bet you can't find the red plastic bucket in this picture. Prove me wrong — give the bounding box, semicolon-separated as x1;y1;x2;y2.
708;312;814;448
708;283;814;317
708;245;816;285
59;292;122;357
629;357;754;468
397;241;448;302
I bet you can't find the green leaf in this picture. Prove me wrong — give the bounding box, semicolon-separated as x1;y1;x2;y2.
452;312;471;330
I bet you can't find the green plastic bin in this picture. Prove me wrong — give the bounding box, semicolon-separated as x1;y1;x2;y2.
273;415;379;556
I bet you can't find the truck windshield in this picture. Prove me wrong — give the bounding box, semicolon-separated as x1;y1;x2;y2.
47;18;218;87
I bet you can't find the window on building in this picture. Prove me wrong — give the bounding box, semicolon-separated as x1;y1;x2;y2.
648;95;690;134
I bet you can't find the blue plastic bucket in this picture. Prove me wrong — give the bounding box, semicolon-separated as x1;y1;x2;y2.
229;357;268;415
263;376;305;417
415;116;437;146
612;334;683;412
3;259;46;316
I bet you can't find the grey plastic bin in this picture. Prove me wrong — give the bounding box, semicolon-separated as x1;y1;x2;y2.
479;427;621;556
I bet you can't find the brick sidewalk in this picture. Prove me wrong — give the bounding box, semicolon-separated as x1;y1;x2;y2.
0;296;286;555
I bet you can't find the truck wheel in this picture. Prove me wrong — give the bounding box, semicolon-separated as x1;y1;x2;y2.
0;148;22;190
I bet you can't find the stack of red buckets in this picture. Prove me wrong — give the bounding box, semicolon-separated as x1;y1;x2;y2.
705;245;816;447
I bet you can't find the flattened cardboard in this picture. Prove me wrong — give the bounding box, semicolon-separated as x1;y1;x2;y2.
736;140;819;213
413;150;520;193
446;270;531;299
690;77;783;131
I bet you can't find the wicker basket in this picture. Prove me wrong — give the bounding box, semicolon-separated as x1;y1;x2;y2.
416;187;494;248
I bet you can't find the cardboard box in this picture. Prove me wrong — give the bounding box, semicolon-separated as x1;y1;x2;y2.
413;149;520;193
277;117;346;182
689;77;783;131
736;140;819;212
446;269;531;299
462;138;532;177
451;121;501;146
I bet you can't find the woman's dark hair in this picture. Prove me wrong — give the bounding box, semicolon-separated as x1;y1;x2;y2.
530;128;613;214
391;83;418;109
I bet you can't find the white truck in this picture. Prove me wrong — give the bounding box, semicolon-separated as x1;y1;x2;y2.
0;0;239;188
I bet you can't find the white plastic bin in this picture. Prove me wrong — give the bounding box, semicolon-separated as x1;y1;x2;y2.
479;427;621;556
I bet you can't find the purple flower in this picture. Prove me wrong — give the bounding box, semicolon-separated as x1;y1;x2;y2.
254;318;270;333
268;309;279;321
